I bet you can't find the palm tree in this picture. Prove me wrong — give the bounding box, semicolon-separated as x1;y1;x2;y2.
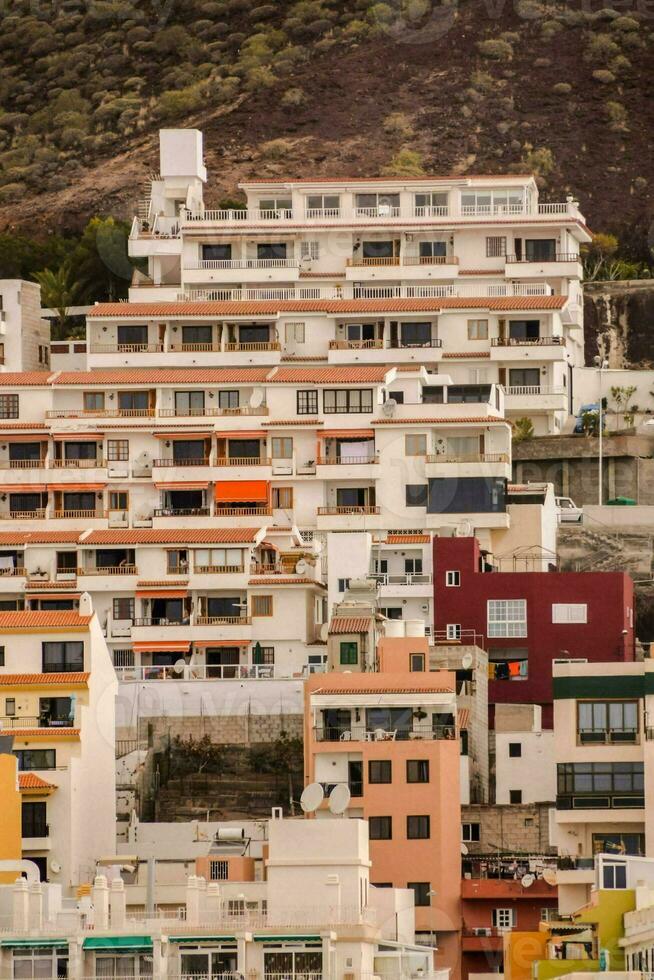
33;264;81;339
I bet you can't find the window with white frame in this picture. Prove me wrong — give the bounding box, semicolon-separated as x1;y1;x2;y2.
492;908;516;929
300;241;320;261
446;570;460;587
446;623;461;640
462;822;480;842
485;236;507;257
487;599;527;637
552;603;587;623
12;947;68;979
284;321;306;343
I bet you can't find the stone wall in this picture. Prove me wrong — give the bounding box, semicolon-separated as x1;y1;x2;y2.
585;279;654;369
462;802;555;855
138;712;304;747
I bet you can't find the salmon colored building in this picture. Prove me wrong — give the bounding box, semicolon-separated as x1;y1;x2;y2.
304;636;463;976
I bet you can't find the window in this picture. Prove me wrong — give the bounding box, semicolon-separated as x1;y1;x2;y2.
468;319;489;340
22;801;47;838
174;390;205;415
202;243;231;261
406;484;428;507
107;439;129;461
405;434;427;456
258;197;292;215
297;390;318;415
488;599;527;638
446;570;460;587
492;908;516;929
15;749;56;770
369;816;392;840
486;236;507;257
323;389;373;414
340;641;358;665
252;645;274;665
593;832;644;857
509;742;522;758
602;861;627;889
209;859;229;881
578;701;638;743
415;191;449;213
285;321;306;342
0;647;4;667
409;652;425;672
525;238;556;261
181;324;212;345
388;390;404;404
407;759;430;783
369;760;392;784
407;815;430;839
252;595;273;617
306;193;340;214
271;437;293;458
0;394;19;418
5;697;15;716
300;241;320;260
42;641;84;673
337;578;350;593
11;946;68;978
462;822;480;842
446;624;461;640
408;882;431;906
557;762;644;797
552;603;588;624
271;487;293;509
509;789;523;804
109;492;128;511
113;598;134;621
217;390;239;409
83;392;105;412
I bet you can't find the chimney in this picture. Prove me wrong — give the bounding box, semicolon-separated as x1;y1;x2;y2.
110;877;126;930
28;882;43;930
12;878;29;931
92;875;110;930
79;592;93;617
185;875;202;926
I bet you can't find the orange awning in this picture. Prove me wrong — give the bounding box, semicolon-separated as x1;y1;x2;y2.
193;640;250;649
135;588;188;599
48;483;105;492
319;429;375;439
154;432;211;440
132;641;191;653
27;593;80;601
5;485;47;492
155;482;209;490
214;430;265;440
0;434;48;443
51;433;101;441
215;480;269;503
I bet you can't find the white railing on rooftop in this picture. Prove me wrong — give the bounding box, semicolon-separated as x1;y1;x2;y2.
178;281;551;303
505;385;567;396
114;664;285;682
179;201;581;223
186;258;298;270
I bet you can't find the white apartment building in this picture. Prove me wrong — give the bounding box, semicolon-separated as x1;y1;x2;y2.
0;600;116;893
0;281;51;373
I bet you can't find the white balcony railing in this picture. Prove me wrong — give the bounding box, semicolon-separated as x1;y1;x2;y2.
505;385;567;396
186;258;297;270
178;281;551;303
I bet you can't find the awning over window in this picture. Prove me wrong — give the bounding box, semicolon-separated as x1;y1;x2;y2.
4;485;47;492
48;484;105;492
135;588;188;599
319;429;375;439
253;934;321;943
169;935;237;944
83;936;153;950
132;641;190;654
214;430;265;439
154;432;210;440
51;433;101;441
25;593;80;601
215;481;269;503
155;482;209;490
0;434;48;443
0;939;68;948
194;640;250;649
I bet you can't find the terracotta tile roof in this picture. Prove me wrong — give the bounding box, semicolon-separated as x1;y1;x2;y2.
0;612;91;629
0;421;48;429
24;581;78;591
8;728;80;737
136;579;189;587
386;534;431;543
280;355;329;361
328;617;372;634
269;366;389;383
298;271;339;278
83;528;260;545
0;672;89;685
248;577;325;586
19;773;57;790
442;352;491;359
87;296;566;318
373;416;508;425
0;372;54;386
239;174;533;184
0;531;80;545
262;418;323;426
54;368;270;385
317;686;453;694
459;269;499;275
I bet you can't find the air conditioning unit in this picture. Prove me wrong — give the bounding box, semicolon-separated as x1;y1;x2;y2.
473;927;492;936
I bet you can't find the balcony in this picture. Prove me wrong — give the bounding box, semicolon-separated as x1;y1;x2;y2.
89;343;164;354
315;455;380;480
51;510;105;520
158;406;269;417
492;336;564;347
461;928;505;953
214;456;272;467
50;458;105;470
424;452;511;480
195;564;245;574
195;615;252;626
153;457;210;467
187;258;297;270
114;662;276;681
314;723;455;742
78;565;138;576
154;507;211;518
6;509;46;520
577;728;638;745
0;459;45;469
46;409;154;419
132;617;190;628
490;336;567;362
505;252;583;278
317;505;380;515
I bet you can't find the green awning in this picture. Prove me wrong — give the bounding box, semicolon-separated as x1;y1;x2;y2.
168;936;237;944
0;940;67;949
253;934;322;943
83;936;153;951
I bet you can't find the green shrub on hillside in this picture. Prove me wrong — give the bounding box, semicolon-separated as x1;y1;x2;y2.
476;38;513;60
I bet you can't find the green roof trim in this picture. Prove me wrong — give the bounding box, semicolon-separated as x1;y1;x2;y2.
0;939;68;949
253;934;322;943
83;936;153;950
168;936;237;944
553;675;645;700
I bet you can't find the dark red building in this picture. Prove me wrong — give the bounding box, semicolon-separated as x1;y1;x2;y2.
433;537;634;726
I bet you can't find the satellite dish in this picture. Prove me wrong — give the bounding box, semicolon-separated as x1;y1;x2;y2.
461;842;469;856
329;783;351;815
249;388;265;408
173;659;186;675
461;653;474;670
521;874;535;888
295;559;308;575
382;399;397;417
542;868;557;886
319;623;329;642
300;782;324;813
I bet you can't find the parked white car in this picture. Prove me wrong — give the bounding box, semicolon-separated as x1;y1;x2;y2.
556;496;583;523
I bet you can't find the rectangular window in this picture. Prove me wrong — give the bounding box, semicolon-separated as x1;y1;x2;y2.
15;749;56;770
209;859;229;881
462;822;481;842
41;641;84;673
407;760;430;783
271;487;293;509
369;760;392;784
297;390;318;415
0;394;19;418
337;578;350;593
83;392;105;412
300;241;320;260
0;646;4;667
285;321;306;342
109;491;128;511
271;437;293;458
492;908;516;929
252;645;275;665
405;434;427;456
509;742;522;758
369;816;392;840
22;801;47;838
407;815;430;839
552;603;588;623
488;599;527;638
217;390;239;409
323;389;374;414
113;598;134;621
446;624;461;640
406;484;428;507
409;652;425;672
408;882;431;906
468;319;489;340
5;697;15;716
107;439;129;461
509;789;523;804
339;641;358;665
252;595;273;617
578;701;638;743
486;236;507;257
446;570;460;587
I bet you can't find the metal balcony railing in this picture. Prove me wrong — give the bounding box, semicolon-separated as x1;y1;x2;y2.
314;724;455;742
317;505;380;515
491;336;564;347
